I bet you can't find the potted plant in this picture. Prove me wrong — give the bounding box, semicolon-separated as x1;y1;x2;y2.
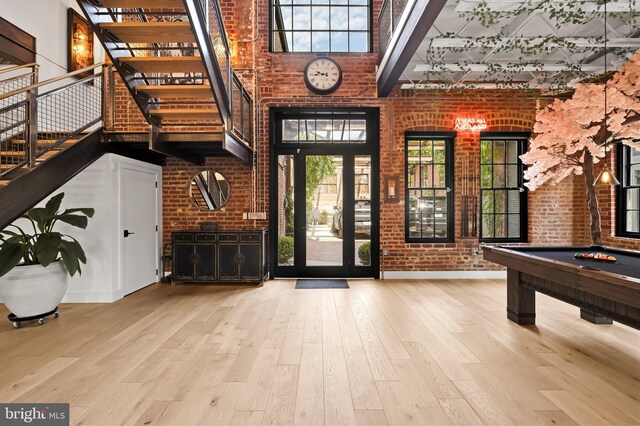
0;193;94;328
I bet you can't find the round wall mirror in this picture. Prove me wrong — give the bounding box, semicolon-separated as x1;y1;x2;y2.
189;171;230;211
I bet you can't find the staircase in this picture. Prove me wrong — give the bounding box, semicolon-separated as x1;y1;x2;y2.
77;0;254;164
0;63;108;229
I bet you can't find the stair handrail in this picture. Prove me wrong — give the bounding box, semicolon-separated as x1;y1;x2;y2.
0;62;39;76
183;0;254;147
0;62;111;178
0;62;105;101
184;0;231;124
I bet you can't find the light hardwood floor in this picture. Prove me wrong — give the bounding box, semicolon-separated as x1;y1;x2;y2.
0;279;639;425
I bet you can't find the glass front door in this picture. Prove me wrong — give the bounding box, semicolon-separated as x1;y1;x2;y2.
271;109;379;278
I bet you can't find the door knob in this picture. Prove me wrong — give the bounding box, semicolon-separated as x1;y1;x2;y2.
124;230;135;237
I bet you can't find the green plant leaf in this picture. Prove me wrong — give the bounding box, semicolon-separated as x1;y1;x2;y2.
60;246;80;277
35;232;62;267
0;242;26;277
61;208;95;218
28;208;53;232
55;214;88;229
60;239;87;264
45;193;64;215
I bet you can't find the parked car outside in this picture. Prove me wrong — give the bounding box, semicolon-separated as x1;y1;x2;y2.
331;199;371;239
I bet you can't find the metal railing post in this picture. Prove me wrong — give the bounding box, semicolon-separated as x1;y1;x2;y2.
26;88;38;169
32;64;39;86
110;66;116;129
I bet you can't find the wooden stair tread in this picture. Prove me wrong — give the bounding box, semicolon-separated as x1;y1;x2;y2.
99;0;185;9
120;56;204;74
1;150;60;157
0;180;10;187
149;108;219;120
11;139;77;146
135;84;213;99
99;22;195;44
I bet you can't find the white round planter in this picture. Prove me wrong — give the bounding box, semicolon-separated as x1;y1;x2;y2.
0;261;68;318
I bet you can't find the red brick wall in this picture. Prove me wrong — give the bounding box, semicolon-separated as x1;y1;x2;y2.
162;156;253;246
111;0;639;271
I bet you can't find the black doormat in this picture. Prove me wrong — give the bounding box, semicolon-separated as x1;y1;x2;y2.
295;279;349;289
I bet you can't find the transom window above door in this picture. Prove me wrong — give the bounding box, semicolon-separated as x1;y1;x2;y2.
282;117;367;143
271;0;371;52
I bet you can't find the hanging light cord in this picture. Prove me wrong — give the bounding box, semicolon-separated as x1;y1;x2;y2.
604;0;608;154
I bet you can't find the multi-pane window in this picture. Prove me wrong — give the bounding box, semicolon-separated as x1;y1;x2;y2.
271;0;371;53
405;134;454;242
480;136;527;242
618;144;640;237
282;118;367;143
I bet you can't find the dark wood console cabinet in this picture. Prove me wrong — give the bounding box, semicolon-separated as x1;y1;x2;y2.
172;229;268;284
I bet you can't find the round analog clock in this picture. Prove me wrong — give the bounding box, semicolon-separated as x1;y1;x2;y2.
304;57;342;95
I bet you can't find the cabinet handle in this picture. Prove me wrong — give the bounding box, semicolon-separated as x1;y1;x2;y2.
189;253;202;265
233;253;246;265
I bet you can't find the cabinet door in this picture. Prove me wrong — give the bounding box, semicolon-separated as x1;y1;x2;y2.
218;244;239;279
173;243;195;280
195;244;216;280
239;244;261;280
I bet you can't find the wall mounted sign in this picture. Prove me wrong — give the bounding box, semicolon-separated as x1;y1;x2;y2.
455;117;488;132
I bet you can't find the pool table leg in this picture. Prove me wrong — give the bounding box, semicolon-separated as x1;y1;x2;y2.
507;269;536;325
580;309;613;325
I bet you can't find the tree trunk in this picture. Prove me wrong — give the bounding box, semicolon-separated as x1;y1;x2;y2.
583;151;603;246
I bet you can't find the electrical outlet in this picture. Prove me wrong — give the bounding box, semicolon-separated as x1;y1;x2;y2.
382;250;389;256
242;213;248;220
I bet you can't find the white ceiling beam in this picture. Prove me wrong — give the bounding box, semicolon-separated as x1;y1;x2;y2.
414;63;604;72
425;37;640;49
454;1;640;13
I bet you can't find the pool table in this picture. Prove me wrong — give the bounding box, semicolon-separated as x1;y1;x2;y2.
483;245;640;330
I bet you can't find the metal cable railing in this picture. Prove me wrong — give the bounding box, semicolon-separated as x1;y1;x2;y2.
378;0;408;62
0;63;109;178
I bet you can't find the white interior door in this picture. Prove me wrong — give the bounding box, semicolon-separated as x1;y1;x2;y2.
122;166;159;295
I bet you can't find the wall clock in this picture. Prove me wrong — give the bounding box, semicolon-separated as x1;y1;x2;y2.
304;57;342;95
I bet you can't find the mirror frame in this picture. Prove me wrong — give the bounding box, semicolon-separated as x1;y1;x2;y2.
188;170;231;211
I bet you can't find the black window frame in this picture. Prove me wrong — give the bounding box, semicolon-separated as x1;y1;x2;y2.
479;132;529;243
617;143;640;239
404;131;455;244
269;0;373;53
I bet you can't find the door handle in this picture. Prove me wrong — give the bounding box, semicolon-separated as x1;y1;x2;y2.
124;230;135;238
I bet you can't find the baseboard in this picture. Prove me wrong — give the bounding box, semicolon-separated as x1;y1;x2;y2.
381;270;507;279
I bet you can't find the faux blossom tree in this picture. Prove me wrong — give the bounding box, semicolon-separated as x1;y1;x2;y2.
521;50;640;245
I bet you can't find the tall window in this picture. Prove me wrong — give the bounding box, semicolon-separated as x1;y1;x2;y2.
271;0;371;53
618;144;640;237
405;133;454;243
480;134;528;242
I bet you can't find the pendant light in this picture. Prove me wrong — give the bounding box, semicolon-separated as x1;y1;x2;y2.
595;0;621;186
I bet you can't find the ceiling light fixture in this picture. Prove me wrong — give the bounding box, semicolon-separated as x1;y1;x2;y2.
595;0;620;186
